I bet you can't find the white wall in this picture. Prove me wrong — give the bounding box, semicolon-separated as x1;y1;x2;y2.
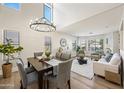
105;31;120;53
0;4;76;74
113;31;120;53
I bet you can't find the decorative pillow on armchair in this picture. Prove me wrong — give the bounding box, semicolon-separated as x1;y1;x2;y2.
109;53;121;65
104;53;113;62
56;52;62;60
61;52;71;61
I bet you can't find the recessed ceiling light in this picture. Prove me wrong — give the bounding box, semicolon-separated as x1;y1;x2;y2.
105;26;109;28
89;32;93;34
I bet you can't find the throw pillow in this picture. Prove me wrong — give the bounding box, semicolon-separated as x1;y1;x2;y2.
104;53;113;62
109;53;121;65
61;52;71;61
99;57;107;63
56;52;62;59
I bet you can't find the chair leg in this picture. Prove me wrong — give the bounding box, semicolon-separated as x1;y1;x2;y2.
43;80;45;89
67;80;71;89
43;80;46;89
47;80;49;89
20;80;23;89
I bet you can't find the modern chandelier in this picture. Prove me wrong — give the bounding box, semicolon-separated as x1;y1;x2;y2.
29;3;56;32
29;17;56;32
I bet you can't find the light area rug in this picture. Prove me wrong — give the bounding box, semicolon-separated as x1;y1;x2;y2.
71;58;94;80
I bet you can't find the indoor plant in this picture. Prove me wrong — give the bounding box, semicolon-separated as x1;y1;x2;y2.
45;48;51;60
76;46;80;53
0;39;23;78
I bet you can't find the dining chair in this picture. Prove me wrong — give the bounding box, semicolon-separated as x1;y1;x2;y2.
34;52;43;58
16;60;38;89
17;58;35;74
46;58;73;89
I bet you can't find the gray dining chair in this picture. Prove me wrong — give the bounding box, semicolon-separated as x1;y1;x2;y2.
46;58;73;89
34;52;43;58
16;60;38;89
11;54;35;74
17;58;35;74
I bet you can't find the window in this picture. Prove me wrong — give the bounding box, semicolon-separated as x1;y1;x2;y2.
88;39;104;53
44;3;53;22
80;40;86;50
3;3;20;11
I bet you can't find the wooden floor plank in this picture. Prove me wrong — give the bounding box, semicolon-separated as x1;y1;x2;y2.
0;71;122;89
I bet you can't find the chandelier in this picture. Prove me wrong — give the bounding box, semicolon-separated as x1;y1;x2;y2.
29;17;56;32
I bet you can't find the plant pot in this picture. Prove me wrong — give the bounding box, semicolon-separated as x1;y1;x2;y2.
2;63;12;78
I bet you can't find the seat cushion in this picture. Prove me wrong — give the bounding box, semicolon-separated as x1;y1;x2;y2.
25;67;35;74
27;71;38;85
109;53;121;65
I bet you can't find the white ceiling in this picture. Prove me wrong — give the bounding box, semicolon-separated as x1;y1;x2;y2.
54;3;123;36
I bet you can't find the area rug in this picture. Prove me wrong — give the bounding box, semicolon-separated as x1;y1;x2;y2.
71;58;94;80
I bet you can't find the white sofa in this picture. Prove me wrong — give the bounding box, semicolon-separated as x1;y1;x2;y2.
93;53;121;77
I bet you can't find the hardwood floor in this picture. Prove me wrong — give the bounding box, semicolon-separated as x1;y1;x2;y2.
71;72;122;89
0;71;122;89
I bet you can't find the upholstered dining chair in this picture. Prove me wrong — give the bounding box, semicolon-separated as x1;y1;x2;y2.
46;58;73;89
34;52;43;58
17;60;38;89
17;58;35;74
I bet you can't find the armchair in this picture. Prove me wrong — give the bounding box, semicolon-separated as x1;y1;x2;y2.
93;62;119;77
93;53;122;84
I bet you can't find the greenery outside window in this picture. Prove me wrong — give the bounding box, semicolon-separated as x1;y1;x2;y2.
88;39;104;53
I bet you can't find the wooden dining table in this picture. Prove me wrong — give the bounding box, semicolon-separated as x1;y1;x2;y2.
27;57;53;89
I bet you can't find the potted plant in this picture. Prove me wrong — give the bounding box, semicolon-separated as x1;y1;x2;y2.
45;48;51;61
76;46;80;53
0;39;23;78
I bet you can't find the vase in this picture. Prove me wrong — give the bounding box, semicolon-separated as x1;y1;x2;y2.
2;55;12;78
2;63;12;78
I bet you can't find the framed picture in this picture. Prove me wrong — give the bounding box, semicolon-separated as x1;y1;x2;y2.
45;36;52;52
4;30;19;45
3;30;20;61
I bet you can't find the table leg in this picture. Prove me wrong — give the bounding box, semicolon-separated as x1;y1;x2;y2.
38;71;44;89
28;61;30;67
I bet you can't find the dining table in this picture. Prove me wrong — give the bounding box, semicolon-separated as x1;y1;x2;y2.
27;57;62;89
27;57;54;89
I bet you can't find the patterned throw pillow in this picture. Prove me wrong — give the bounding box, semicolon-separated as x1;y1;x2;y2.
104;53;113;62
56;52;62;59
61;52;71;61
